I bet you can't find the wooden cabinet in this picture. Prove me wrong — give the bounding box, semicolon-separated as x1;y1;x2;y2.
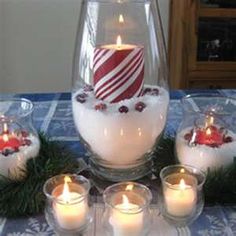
169;0;236;89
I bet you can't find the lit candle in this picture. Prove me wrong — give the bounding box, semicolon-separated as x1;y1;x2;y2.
0;123;21;151
93;33;144;103
164;178;196;217
53;176;88;230
110;194;143;236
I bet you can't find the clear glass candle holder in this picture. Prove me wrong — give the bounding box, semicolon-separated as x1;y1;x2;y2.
43;174;92;235
176;94;236;171
0;98;40;179
158;165;206;227
102;182;152;236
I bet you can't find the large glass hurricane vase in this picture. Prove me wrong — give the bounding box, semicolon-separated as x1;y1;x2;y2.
72;0;169;181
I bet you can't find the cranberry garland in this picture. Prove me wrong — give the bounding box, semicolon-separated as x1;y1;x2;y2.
0;130;32;157
184;125;233;148
76;86;159;113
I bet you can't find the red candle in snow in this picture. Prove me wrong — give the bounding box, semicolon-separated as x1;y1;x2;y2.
195;125;224;146
93;35;144;103
0;133;21;151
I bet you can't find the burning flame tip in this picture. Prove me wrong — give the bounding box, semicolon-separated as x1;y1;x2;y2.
179;179;186;190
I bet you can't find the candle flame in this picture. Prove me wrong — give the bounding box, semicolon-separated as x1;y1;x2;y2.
3;123;8;133
126;184;133;191
62;176;72;203
2;134;9;142
206;127;211;136
180;168;185;173
119;14;124;23
116;35;122;48
205;115;214;128
209;116;214;125
179;179;186;190
122;194;130;208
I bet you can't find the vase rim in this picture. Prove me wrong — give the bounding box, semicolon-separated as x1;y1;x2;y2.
0;97;34;119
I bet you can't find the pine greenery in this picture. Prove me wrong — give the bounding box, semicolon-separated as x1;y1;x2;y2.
0;134;80;218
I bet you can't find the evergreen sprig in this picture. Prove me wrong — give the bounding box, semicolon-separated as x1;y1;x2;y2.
153;136;236;205
0;134;80;218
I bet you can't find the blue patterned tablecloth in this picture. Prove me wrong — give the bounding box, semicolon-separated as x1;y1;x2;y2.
0;89;236;236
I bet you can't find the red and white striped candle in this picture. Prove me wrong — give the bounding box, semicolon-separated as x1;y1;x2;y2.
93;36;144;103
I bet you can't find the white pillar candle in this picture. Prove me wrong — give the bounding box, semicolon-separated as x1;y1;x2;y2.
164;178;196;217
110;194;143;236
53;176;88;230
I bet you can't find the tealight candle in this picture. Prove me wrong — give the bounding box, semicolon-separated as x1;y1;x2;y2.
159;165;206;226
103;182;152;236
53;177;87;229
43;175;91;234
110;194;143;236
52;176;88;230
164;178;196;217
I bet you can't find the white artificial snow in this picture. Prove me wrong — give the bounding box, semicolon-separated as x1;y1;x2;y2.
72;86;169;167
176;128;236;171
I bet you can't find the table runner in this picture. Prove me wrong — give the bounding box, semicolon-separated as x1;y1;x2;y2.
0;89;236;235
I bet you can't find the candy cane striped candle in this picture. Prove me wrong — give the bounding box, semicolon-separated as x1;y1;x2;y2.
93;36;144;103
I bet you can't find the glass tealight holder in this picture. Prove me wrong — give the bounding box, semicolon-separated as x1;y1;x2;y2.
0;98;40;179
43;174;92;235
158;165;206;227
102;182;152;236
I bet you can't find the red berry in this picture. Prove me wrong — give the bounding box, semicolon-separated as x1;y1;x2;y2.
135;102;146;112
142;88;152;95
95;103;107;111
2;148;14;156
224;136;233;143
184;133;192;141
21;130;29;137
22;139;32;146
119;106;129;113
76;93;87;103
151;88;159;96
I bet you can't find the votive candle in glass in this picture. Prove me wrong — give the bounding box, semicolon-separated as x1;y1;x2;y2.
43;174;92;234
102;182;152;236
159;165;206;226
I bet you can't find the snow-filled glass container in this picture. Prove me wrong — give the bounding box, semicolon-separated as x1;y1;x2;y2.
72;0;169;181
0;98;40;179
176;95;236;171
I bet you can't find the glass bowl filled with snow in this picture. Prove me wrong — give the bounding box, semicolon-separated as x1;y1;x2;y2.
176;94;236;171
72;0;169;181
0;98;40;179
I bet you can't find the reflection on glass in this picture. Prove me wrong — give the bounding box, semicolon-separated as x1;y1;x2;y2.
197;17;236;61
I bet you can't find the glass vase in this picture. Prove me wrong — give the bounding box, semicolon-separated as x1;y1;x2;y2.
0;98;40;179
176;94;236;171
72;0;169;181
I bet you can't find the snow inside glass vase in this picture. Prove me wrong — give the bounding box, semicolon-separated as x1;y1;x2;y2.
72;0;169;181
